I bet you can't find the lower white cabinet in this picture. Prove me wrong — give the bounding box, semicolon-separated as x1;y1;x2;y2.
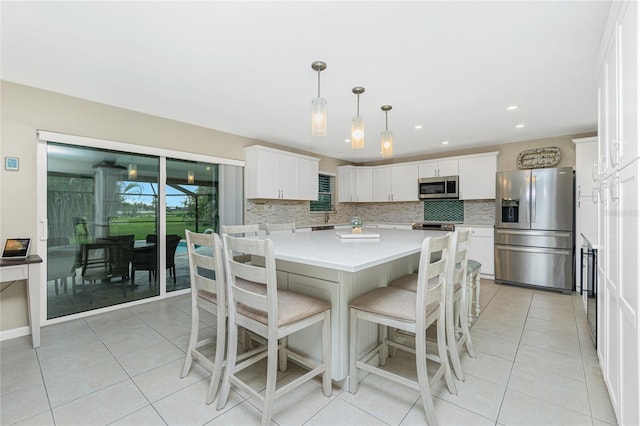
457;226;494;277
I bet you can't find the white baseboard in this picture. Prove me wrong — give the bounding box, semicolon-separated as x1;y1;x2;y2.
0;326;31;342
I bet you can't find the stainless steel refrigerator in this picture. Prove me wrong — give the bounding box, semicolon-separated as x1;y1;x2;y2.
494;167;574;293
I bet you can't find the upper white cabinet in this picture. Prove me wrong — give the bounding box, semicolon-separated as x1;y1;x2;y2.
418;159;459;178
458;153;498;200
372;163;419;202
338;166;373;202
338;166;356;202
245;145;319;200
355;167;373;202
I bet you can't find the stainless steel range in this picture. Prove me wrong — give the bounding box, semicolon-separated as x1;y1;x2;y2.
411;222;457;231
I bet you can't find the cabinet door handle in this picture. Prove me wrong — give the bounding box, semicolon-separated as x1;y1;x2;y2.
610;140;619;168
592;162;599;181
610;176;619;202
592;187;598;203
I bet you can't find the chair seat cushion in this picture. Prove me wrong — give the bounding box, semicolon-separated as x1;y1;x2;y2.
349;287;438;322
467;259;481;274
233;278;331;327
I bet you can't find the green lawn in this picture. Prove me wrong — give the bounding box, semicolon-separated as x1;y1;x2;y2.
109;214;215;240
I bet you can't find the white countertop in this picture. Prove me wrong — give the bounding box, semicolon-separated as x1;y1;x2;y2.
258;228;447;273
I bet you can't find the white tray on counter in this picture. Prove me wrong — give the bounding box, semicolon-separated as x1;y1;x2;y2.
335;231;380;239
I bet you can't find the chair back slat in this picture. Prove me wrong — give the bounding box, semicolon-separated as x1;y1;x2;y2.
231;285;268;311
186;230;224;300
229;260;268;285
447;229;472;295
223;234;278;326
221;224;261;237
415;233;451;328
265;222;296;235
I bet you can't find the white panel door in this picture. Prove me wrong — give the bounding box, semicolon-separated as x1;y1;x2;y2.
437;159;459;177
298;157;319;201
618;0;638;163
418;160;438;178
278;154;299;200
372;167;391;202
458;155;497;200
338;166;356;202
355;168;373;202
390;163;419;201
618;161;639;426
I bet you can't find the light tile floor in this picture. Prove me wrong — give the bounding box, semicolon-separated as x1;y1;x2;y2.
1;280;618;425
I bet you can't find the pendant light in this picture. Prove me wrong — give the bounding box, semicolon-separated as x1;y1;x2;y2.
311;61;327;136
187;170;195;184
380;105;393;157
351;87;365;149
127;163;138;179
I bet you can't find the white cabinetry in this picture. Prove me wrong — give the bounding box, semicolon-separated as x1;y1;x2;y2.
338;166;356;202
418;159;458;178
355;168;373;202
372;164;419;202
574;137;598;293
457;226;494;278
245;146;319;200
458;153;498;200
596;2;639;424
338;166;373;202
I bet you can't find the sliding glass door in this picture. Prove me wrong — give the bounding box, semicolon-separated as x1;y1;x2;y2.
165;159;219;292
43;138;242;320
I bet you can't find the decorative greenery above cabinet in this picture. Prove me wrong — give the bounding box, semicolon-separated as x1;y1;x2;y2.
245;145;320;200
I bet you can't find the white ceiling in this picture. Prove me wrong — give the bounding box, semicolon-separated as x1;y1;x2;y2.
1;1;610;163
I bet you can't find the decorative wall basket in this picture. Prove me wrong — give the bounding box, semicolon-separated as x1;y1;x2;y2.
517;147;561;169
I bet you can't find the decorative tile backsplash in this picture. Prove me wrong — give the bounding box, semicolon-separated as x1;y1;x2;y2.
423;200;464;222
245;198;495;226
463;200;495;225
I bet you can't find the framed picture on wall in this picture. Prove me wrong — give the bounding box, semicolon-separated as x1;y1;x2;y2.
5;156;19;171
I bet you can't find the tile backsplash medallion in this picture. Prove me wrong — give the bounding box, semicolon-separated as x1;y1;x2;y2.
245;199;495;226
424;200;464;222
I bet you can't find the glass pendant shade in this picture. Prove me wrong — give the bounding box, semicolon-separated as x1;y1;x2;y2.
127;163;137;179
381;130;393;157
351;116;365;149
311;97;327;136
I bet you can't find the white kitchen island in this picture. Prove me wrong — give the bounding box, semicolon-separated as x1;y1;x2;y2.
253;228;447;383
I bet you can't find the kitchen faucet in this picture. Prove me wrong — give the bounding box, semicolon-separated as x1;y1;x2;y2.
324;204;334;223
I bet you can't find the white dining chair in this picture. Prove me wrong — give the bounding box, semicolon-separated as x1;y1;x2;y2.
216;234;332;425
349;234;455;426
264;222;296;235
388;230;477;381
445;229;477;381
180;230;227;404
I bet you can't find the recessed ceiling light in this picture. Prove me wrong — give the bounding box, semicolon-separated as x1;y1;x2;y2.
507;105;518;111
442;141;449;145
345;139;351;143
414;125;423;130
515;124;525;129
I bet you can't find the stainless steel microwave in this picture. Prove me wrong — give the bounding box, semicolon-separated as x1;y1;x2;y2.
418;176;459;199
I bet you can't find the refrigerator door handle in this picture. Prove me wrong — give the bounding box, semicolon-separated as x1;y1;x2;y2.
496;245;572;256
495;229;572;238
531;175;536;224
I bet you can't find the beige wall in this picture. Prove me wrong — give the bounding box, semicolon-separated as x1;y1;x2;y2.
363;132;596;171
0;80;347;332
